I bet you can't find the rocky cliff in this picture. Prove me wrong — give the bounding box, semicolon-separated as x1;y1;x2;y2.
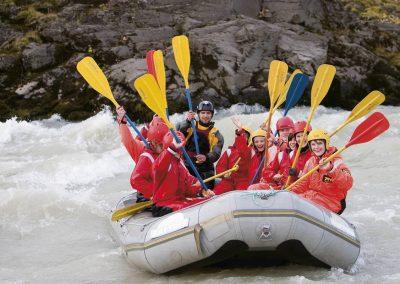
1;0;399;122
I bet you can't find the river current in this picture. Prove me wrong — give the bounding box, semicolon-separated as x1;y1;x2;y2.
1;105;399;283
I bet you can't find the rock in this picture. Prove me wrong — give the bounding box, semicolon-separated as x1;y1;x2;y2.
22;43;57;71
0;54;19;72
0;0;399;122
277;28;328;73
111;46;132;60
262;0;324;31
233;0;261;18
15;81;39;98
108;58;147;86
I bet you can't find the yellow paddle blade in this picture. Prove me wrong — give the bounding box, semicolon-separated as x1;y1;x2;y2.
268;60;288;109
172;35;190;89
133;74;172;128
346;91;385;124
330;90;385;137
153;50;168;108
311;64;336;109
111;201;153;221
274;69;302;111
77;57;119;107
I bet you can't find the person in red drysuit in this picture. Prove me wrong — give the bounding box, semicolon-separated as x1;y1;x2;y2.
247;128;278;185
213;121;252;195
250;132;296;190
274;116;294;151
129;116;169;202
152;131;215;216
290;129;353;214
287;121;313;182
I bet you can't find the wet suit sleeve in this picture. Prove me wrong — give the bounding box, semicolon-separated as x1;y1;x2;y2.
326;161;353;199
290;159;312;194
130;155;154;199
119;124;145;163
184;169;201;197
206;130;224;163
216;151;229;174
153;148;176;189
260;154;279;183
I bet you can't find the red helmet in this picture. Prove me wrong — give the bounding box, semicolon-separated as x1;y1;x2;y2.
162;131;186;150
276;117;294;131
293;121;312;134
147;116;169;144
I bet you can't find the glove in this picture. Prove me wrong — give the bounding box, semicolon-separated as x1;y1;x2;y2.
288;167;298;177
116;106;127;124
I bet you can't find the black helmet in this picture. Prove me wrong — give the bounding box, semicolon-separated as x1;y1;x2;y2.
197;101;214;114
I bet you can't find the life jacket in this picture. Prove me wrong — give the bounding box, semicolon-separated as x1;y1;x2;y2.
130;149;158;199
291;146;353;213
186;122;219;154
214;130;251;194
152;147;206;211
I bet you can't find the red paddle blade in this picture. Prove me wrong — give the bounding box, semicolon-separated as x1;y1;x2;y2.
146;50;157;82
346;112;390;147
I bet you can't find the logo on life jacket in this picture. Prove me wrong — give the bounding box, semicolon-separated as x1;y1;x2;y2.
322;175;333;183
341;168;351;175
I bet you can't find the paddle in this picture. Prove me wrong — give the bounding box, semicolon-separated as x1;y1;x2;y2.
249;70;307;185
111;161;242;221
283;73;309;116
284;64;336;187
172;35;200;154
286;112;390;191
263;60;288;169
153;50;169;118
146;50;156;79
133;73;208;191
330;91;385;137
77;57;150;148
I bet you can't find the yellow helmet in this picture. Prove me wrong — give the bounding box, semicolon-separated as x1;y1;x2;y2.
250;128;267;145
307;129;330;148
242;125;252;135
239;125;252;144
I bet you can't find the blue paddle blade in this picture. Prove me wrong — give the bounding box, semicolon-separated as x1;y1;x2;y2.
283;73;308;115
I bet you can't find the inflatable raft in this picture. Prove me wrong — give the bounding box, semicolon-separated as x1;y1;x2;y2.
110;190;360;274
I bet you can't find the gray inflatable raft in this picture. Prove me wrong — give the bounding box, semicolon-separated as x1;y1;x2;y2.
110;190;360;274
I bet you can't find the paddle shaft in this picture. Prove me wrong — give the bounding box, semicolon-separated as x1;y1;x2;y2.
286;146;346;191
284;110;314;187
170;129;208;190
125;115;150;148
184;89;200;154
249;106;291;185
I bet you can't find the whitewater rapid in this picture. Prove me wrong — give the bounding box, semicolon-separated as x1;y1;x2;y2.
1;105;399;283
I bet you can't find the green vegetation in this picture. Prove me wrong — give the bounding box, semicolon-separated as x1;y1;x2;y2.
375;47;400;68
0;31;41;54
341;0;400;24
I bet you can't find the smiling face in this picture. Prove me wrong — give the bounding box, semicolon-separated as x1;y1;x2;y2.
278;128;292;142
288;136;296;150
198;111;213;124
295;132;308;147
253;136;266;152
310;139;326;157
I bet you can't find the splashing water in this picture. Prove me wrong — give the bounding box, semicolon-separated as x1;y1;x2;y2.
1;106;399;282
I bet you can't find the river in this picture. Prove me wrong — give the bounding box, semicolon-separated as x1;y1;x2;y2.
1;105;399;283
